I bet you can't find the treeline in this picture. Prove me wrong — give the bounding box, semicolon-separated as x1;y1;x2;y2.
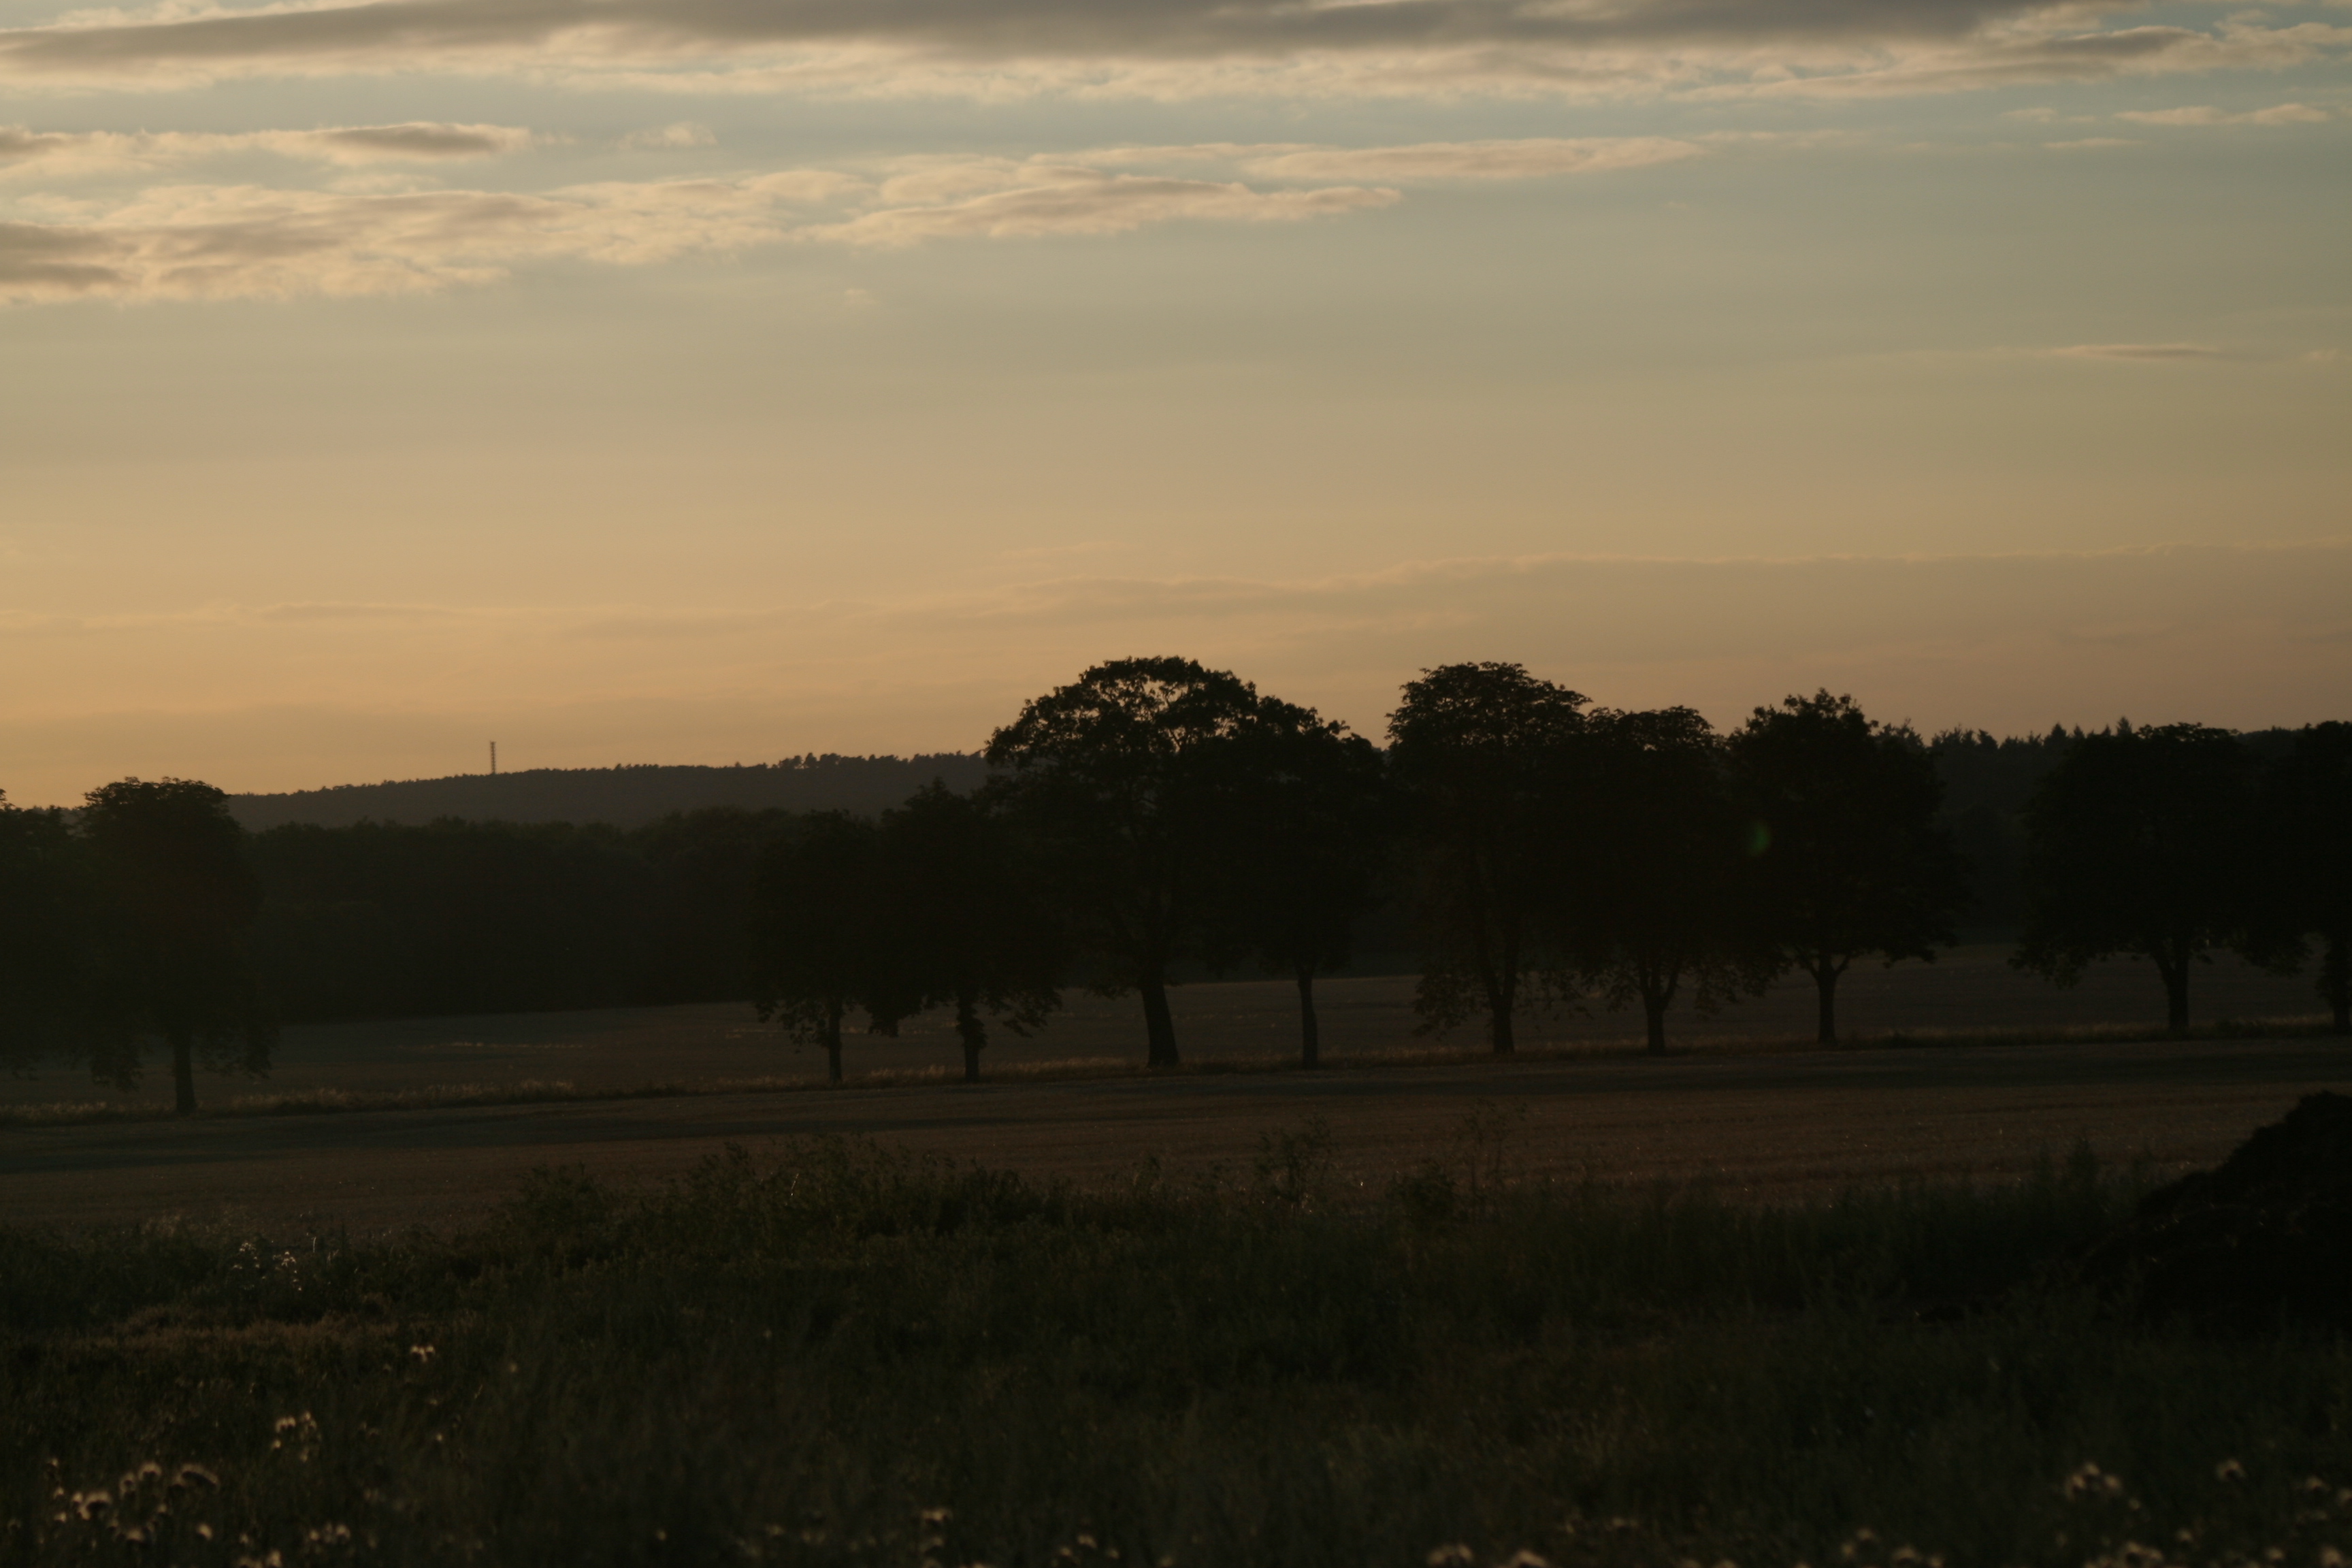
3;658;2345;1108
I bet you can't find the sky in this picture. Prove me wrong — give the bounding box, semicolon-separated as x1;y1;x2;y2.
1;0;2346;804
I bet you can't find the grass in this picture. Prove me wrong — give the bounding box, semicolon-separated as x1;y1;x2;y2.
1;1013;2338;1131
3;1126;2349;1567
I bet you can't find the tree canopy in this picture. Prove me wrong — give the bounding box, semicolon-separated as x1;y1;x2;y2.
875;782;1065;1082
750;811;896;1084
985;655;1284;1068
1732;691;1967;1043
1387;662;1588;1055
2263;722;2352;1034
2016;723;2264;1033
77;777;274;1112
1567;706;1765;1054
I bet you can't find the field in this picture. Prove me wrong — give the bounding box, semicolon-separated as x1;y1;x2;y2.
1;946;2341;1231
8;950;2351;1567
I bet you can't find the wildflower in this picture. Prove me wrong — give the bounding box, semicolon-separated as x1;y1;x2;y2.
409;1345;436;1365
2320;1548;2346;1568
1426;1548;1475;1567
922;1509;955;1526
173;1465;220;1491
2067;1464;2125;1501
71;1492;112;1521
1498;1554;1555;1568
2218;1460;2249;1484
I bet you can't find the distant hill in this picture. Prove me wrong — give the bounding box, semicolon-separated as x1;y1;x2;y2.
229;754;991;832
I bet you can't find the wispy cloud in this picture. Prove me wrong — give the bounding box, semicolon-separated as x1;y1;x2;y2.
620;121;715;150
1234;136;1704;181
2114;101;2334;125
0;121;536;180
0;163;1396;301
803;170;1396;246
1;0;2342;100
2041;342;2227;359
0;133;1747;301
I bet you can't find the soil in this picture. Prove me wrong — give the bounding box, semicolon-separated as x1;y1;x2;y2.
2080;1090;2352;1330
5;1032;2349;1236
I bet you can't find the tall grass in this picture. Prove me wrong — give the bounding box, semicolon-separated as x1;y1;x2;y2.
3;1132;2347;1567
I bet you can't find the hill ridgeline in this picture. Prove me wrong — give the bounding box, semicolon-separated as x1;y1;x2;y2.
228;754;992;832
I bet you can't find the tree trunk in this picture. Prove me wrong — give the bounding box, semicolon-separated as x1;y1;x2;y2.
1643;990;1668;1055
171;1030;196;1115
1810;957;1848;1046
1295;960;1321;1068
1482;959;1517;1056
956;989;986;1083
1140;968;1180;1067
2323;930;2351;1037
2153;945;2190;1035
823;998;844;1084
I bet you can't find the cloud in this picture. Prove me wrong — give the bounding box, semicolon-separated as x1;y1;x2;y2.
2042;342;2226;359
981;136;1706;184
2114;101;2334;124
804;169;1399;246
1;0;2342;100
1235;135;1703;181
2042;135;2141;147
0;121;535;180
621;121;715;149
0;161;1392;300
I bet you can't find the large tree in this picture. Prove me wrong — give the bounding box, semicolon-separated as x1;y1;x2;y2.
2015;723;2261;1033
1569;707;1765;1054
78;778;274;1113
1386;662;1588;1055
1203;709;1394;1067
2263;722;2352;1034
0;792;90;1075
876;782;1064;1083
985;656;1277;1067
1731;691;1968;1044
749;811;895;1083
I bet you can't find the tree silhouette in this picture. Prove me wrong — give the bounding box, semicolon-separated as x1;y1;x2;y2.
1732;692;1968;1044
0;792;89;1074
2016;723;2261;1033
2264;723;2352;1034
78;778;274;1113
1569;707;1764;1054
1387;662;1588;1055
986;656;1275;1067
1204;709;1394;1067
877;782;1064;1082
750;811;894;1083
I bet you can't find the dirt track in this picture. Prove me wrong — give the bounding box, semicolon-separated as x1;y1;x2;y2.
7;1035;2349;1233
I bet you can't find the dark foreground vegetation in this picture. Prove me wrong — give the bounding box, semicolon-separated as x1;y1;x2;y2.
5;1128;2351;1567
4;656;2346;1107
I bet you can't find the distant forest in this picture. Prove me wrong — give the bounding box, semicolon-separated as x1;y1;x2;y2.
4;662;2342;1107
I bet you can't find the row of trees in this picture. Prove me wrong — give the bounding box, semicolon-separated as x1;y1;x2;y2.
5;660;2345;1104
749;658;2349;1079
